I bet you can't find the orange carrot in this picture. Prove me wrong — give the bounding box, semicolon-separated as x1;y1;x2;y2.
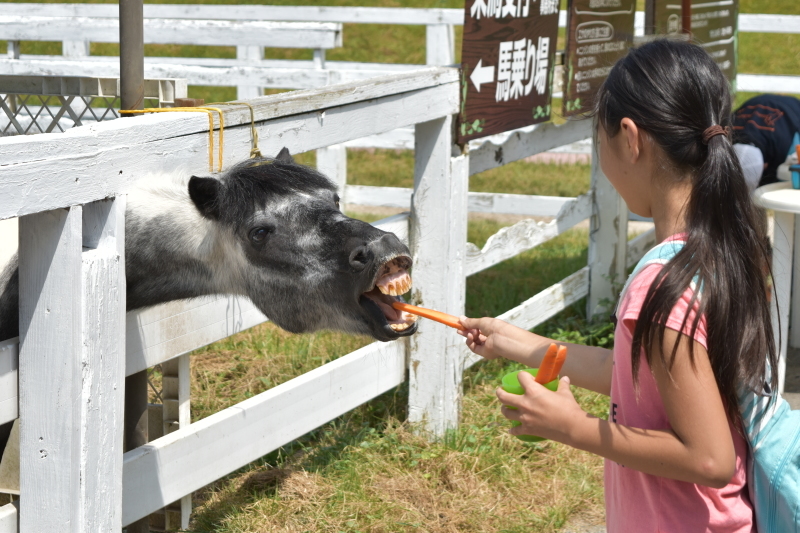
391;301;463;330
550;345;567;381
535;343;559;384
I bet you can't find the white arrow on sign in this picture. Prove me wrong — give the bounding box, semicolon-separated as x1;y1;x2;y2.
470;59;495;92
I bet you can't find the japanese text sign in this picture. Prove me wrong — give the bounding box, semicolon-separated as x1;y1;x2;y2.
653;0;738;82
458;0;560;144
562;0;635;116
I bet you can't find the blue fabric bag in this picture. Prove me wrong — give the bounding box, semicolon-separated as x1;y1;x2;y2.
621;239;800;532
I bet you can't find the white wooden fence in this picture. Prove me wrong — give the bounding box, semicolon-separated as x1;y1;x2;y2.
0;64;649;531
1;5;796;200
1;5;798;95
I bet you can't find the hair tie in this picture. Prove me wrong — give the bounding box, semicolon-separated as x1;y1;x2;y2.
702;124;728;144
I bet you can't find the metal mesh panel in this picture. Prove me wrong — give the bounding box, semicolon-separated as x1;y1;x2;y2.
0;76;186;136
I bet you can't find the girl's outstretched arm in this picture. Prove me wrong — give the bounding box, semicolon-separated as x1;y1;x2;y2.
500;327;735;488
459;316;614;395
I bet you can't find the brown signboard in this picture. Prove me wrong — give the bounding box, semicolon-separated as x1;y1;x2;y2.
562;0;636;117
458;0;561;144
652;0;738;82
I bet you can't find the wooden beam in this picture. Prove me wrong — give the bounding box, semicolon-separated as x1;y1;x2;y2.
468;120;593;175
0;339;17;427
586;142;627;320
465;192;592;276
407;119;467;437
0;67;460;221
0;16;343;49
344;185;577;218
80;198;126;532
0;502;18;533
463;267;590;369
0;4;465;25
121;340;405;526
18;206;82;532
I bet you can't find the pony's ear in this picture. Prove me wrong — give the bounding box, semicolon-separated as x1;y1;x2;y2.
275;147;295;164
188;176;221;220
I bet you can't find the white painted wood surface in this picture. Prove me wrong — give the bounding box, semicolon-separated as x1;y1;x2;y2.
0;5;790;35
121;340;406;526
0;67;460;221
235;45;265;100
426;24;455;66
468;120;594;176
464;267;590;369
0;339;17;427
407;118;467;437
159;355;191;530
0;502;18;533
0;4;465;25
771;210;792;393
586;142;628;320
18;207;82;532
0;58;410;91
80;198;126;533
316;144;348;208
0;16;342;48
738;13;800;33
465;193;592;276
345;185;575;217
737;74;800;95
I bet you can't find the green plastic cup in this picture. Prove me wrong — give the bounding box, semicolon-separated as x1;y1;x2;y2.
501;369;559;442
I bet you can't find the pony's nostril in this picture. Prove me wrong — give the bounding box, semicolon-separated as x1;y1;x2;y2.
349;245;372;271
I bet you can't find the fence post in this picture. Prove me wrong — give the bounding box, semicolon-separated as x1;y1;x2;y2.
426;24;455;65
317;145;348;210
236;45;264;100
160;354;191;530
7;41;20;60
408;116;468;438
587;140;628;320
63;41;90;58
18;207;83;532
80;197;126;532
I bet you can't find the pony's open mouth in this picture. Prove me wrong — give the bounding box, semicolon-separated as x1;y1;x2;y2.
361;255;417;332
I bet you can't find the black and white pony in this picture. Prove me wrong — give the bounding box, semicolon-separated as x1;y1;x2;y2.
0;148;417;474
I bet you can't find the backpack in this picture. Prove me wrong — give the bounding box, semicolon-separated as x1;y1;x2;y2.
620;238;800;533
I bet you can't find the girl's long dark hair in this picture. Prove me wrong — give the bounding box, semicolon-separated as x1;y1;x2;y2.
595;39;777;425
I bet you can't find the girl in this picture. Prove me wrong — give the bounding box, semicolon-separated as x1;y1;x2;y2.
460;39;776;532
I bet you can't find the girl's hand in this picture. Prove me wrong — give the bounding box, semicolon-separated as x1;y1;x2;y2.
457;316;506;359
496;372;584;443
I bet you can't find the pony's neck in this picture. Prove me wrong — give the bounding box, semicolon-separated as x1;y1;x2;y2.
124;175;246;310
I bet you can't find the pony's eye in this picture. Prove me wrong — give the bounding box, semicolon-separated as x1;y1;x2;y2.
249;227;271;243
334;194;341;210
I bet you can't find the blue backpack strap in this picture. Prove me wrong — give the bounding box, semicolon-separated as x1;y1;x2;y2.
615;239;686;318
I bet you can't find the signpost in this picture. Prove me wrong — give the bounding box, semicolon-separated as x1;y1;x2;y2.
652;0;738;82
562;0;636;117
458;0;560;144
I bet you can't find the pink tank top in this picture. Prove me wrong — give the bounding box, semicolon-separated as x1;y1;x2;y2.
605;236;754;532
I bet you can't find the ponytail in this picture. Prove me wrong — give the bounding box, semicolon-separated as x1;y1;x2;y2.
594;39;777;425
